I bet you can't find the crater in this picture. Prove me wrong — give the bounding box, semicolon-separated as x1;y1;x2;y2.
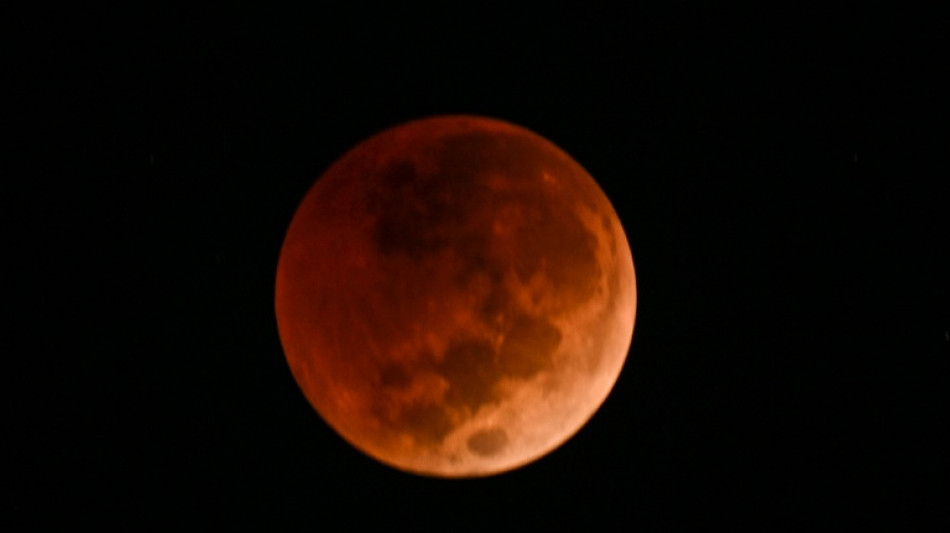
467;427;509;457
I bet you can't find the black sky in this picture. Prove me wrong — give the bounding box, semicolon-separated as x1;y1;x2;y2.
9;3;949;528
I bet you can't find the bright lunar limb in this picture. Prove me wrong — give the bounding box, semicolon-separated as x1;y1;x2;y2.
275;115;636;477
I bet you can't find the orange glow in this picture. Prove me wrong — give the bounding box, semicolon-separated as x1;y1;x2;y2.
275;115;636;477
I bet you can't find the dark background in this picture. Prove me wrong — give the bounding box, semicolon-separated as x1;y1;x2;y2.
8;3;948;528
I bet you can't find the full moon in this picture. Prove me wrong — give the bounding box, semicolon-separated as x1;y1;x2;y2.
275;115;636;477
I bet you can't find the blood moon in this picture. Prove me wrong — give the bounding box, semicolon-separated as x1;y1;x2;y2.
275;115;636;477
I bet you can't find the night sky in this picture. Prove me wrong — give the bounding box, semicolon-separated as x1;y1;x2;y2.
10;3;948;528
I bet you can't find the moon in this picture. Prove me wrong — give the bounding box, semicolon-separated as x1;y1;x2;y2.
275;115;636;477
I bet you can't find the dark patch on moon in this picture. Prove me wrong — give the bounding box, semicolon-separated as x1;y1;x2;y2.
435;312;561;415
378;362;413;389
365;133;602;314
367;158;483;260
428;130;602;306
439;338;502;410
397;402;455;447
467;428;509;457
434;130;559;190
498;314;561;378
506;198;600;310
361;125;603;449
370;163;438;257
375;310;563;448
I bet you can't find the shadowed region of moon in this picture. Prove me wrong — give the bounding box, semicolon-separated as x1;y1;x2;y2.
467;428;509;457
275;115;636;477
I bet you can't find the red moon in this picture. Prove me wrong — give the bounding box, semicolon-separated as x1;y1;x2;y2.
275;115;636;477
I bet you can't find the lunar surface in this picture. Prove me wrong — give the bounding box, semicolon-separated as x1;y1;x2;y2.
275;115;636;477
